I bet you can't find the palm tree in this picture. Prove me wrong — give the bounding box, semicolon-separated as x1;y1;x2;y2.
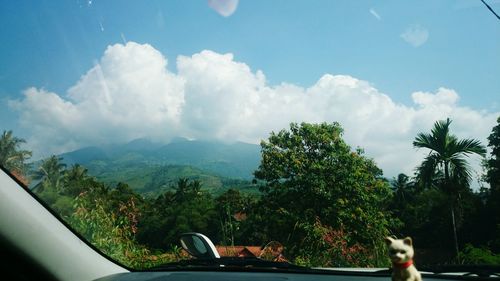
413;118;486;259
391;173;412;202
62;164;91;196
32;155;66;192
0;130;32;173
64;164;89;183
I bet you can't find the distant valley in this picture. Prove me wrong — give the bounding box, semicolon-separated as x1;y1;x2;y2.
59;138;262;195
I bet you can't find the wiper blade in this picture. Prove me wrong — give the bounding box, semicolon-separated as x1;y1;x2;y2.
418;265;500;278
148;257;306;271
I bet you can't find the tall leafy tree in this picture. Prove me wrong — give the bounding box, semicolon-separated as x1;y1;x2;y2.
0;130;32;174
413;118;486;259
485;116;500;192
216;189;255;246
484;116;500;251
61;164;92;196
137;179;218;250
64;164;89;183
252;122;394;266
391;173;413;203
32;155;67;192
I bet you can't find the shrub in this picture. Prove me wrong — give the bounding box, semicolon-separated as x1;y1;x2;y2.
69;192;178;269
458;244;500;265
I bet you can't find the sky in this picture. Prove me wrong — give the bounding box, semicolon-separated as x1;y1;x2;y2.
1;0;499;182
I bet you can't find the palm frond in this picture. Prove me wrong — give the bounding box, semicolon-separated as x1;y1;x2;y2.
451;138;486;157
415;153;441;189
449;156;473;187
413;132;438;151
432;118;452;153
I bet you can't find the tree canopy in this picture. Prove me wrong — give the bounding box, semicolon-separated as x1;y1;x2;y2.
3;121;500;267
0;130;31;174
413;118;486;192
252;122;394;266
413;118;486;260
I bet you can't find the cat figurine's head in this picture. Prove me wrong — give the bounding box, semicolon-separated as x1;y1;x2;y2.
384;236;415;264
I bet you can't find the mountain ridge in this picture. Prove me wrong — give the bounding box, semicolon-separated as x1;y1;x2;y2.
58;138;262;195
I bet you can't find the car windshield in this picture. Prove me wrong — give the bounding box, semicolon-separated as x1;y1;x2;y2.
1;0;500;271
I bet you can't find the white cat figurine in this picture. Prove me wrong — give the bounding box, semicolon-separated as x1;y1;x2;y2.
385;237;422;281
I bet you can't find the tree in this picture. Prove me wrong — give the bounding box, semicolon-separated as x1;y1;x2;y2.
216;189;255;246
413;118;486;259
252;122;394;266
172;178;201;202
484;116;500;251
391;173;413;203
137;179;218;250
485;116;500;192
64;164;89;184
62;164;92;196
0;130;32;174
32;155;67;193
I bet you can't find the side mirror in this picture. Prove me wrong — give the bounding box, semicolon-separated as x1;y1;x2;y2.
180;232;220;259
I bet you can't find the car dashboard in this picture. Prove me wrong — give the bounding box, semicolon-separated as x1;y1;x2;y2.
95;270;498;281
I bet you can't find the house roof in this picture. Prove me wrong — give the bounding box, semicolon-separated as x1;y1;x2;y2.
214;245;288;262
215;246;262;257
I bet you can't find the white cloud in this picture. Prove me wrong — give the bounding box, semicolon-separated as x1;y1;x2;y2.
401;24;429;47
208;0;239;17
10;42;498;181
369;8;381;20
10;42;185;156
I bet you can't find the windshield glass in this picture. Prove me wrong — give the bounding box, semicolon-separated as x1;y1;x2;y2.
1;0;500;270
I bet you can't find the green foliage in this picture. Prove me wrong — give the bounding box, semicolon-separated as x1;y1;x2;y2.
5;125;500;269
251;122;393;266
61;139;260;181
483;116;500;252
89;163;258;196
216;189;257;246
32;155;67;192
0;130;32;174
459;244;500;265
485;116;500;191
137;179;219;250
292;218;374;267
390;187;452;250
69;193;177;268
413;118;486;194
413;118;486;259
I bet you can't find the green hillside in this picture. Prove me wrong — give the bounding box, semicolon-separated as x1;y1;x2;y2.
57;138;262;196
92;163;258;196
60;138;261;180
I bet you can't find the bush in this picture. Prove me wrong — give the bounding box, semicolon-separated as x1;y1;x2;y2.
69;192;178;269
292;218;376;267
459;244;500;265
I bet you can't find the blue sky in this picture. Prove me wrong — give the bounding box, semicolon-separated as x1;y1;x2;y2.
1;1;499;107
1;0;499;179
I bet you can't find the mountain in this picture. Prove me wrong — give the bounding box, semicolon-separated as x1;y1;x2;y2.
59;138;262;195
61;138;261;179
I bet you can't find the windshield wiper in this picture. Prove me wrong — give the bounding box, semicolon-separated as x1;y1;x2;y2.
148;257;307;271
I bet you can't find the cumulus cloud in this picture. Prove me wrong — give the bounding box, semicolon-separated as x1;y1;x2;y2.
10;42;185;154
10;42;498;180
208;0;239;17
401;24;429;47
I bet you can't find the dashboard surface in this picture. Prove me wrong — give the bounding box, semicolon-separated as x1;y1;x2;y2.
95;271;489;281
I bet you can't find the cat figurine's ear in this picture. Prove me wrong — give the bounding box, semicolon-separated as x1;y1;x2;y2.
403;237;413;246
384;236;394;245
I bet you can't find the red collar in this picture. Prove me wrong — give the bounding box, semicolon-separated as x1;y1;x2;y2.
393;260;413;269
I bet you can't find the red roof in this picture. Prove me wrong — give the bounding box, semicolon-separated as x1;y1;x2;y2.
215;246;262;257
215;245;288;262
